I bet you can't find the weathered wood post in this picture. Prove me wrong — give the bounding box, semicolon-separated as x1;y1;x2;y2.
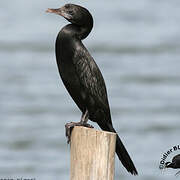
70;126;116;180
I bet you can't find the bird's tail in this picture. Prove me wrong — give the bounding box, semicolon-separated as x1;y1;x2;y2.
97;121;138;175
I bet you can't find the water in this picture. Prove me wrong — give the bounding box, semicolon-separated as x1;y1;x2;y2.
0;0;180;179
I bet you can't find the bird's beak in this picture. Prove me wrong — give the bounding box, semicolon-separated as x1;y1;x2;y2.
46;8;59;14
46;7;72;20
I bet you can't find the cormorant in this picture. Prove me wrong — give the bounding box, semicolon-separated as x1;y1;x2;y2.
165;154;180;176
46;4;138;175
165;154;180;169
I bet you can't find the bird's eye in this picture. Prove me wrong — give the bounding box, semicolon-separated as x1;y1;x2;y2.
68;10;73;15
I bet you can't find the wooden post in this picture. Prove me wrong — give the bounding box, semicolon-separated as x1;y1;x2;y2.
70;126;116;180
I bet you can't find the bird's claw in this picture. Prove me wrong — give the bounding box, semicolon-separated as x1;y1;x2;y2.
65;121;94;144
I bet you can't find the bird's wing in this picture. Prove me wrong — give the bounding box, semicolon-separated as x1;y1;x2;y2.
73;44;110;111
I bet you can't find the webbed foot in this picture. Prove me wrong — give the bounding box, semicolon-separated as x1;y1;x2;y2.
65;121;93;144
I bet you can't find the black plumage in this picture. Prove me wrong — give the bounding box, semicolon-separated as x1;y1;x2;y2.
165;154;180;176
47;4;138;175
165;154;180;169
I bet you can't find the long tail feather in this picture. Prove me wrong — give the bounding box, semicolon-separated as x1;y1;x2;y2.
97;122;138;175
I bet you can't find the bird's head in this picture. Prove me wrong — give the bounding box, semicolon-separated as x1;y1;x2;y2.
46;4;93;27
165;162;173;168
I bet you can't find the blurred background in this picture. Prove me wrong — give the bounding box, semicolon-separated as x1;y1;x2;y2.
0;0;180;179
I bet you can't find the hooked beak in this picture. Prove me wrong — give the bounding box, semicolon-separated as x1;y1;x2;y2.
46;7;72;20
46;8;59;14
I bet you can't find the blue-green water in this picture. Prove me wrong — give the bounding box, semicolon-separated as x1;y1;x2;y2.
0;0;180;179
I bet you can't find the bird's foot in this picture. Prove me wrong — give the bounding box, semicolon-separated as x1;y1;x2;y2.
65;121;94;144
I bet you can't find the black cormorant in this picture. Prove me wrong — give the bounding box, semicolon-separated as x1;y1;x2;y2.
165;154;180;169
165;154;180;176
46;4;138;175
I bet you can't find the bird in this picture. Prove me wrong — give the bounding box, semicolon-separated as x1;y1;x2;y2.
46;4;138;175
165;154;180;169
165;154;180;176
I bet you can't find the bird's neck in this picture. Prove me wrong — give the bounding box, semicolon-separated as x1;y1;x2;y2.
60;20;93;40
